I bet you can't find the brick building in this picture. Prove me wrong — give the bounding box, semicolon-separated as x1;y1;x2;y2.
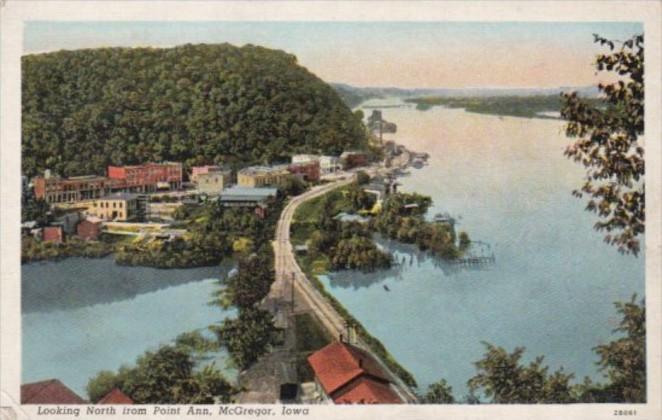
107;162;182;192
77;216;103;240
340;151;369;170
288;160;320;182
33;174;117;204
42;226;64;244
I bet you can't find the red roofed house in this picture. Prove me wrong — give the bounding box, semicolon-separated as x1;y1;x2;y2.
97;388;133;404
21;379;87;404
307;341;403;404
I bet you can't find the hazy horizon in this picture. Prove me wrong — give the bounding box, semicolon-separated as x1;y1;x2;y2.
24;21;642;89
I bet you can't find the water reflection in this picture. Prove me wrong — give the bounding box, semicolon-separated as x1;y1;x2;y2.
327;236;493;290
22;257;234;313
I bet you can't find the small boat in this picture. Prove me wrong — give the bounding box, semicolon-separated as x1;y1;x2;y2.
383;285;391;291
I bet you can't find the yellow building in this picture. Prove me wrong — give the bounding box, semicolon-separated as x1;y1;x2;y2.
194;170;232;195
86;193;140;221
237;165;290;188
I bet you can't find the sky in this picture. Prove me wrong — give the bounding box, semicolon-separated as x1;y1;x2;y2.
24;21;643;88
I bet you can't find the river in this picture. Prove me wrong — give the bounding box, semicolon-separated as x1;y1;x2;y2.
22;257;236;398
319;98;646;399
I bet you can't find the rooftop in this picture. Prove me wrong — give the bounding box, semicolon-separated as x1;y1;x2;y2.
21;379;87;404
219;186;278;202
97;388;133;404
307;341;390;396
238;165;289;176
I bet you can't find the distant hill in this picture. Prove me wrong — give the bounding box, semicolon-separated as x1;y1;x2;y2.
331;83;599;108
22;44;368;178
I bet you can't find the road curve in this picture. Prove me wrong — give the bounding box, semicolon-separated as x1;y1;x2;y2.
270;176;419;403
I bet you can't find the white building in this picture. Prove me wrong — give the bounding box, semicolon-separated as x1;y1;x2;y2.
291;154;340;175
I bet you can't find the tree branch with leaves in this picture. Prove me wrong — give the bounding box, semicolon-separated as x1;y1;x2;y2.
561;34;644;255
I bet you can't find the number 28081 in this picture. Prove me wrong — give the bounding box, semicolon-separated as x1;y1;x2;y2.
614;409;637;416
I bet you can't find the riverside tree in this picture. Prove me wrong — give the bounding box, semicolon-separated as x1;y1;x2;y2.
561;34;644;255
86;342;235;404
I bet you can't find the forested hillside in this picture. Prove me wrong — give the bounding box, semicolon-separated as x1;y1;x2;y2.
22;44;367;178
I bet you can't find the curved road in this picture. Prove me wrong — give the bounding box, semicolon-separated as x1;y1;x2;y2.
270;175;419;403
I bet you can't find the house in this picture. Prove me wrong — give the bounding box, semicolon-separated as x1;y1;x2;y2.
86;193;140;222
340;151;369;170
237;165;290;188
21;379;86;404
194;169;232;195
307;341;403;404
107;162;183;192
97;388;133;404
288;160;320;182
42;226;64;243
77;216;103;241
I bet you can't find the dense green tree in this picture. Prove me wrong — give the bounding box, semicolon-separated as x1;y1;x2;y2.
561;34;644;255
217;249;274;310
422;379;455;404
213;307;278;370
588;295;646;402
355;170;370;185
86;344;234;404
21;198;51;225
22;44;368;179
467;343;575;403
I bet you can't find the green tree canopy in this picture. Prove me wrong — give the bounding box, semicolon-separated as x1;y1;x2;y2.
422;379;455;404
22;44;368;178
561;34;644;255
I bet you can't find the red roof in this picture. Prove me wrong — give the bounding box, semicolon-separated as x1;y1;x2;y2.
334;376;402;404
21;379;86;404
307;341;402;404
97;388;133;404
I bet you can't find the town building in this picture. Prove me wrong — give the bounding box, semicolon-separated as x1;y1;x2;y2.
291;154;340;175
288;160;320;182
86;193;140;221
97;388;133;404
77;216;103;241
107;162;182;192
307;341;403;404
191;165;223;182
193;169;232;195
340;151;369;170
218;186;277;218
21;379;87;404
33;173;117;204
42;226;64;243
237;165;290;188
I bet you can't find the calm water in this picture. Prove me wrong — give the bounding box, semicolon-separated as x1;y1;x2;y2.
320;99;645;398
22;257;236;397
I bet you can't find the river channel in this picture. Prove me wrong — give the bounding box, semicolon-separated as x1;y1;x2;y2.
22;257;236;397
319;98;646;398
